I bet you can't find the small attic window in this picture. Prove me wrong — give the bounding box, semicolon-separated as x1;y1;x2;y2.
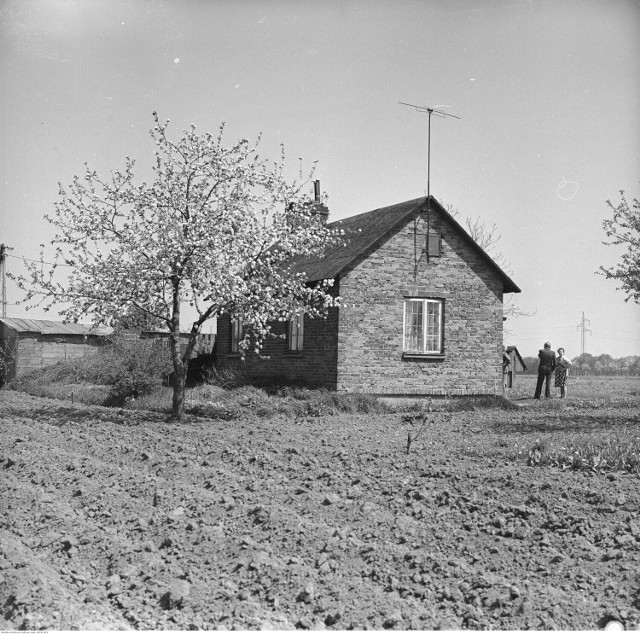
427;232;442;257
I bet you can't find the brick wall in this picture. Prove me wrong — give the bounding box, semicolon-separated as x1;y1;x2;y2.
336;208;504;395
216;292;339;388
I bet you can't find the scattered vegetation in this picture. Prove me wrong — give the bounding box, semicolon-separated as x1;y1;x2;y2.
521;433;640;475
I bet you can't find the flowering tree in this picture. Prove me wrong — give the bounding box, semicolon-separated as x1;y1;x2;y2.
13;113;344;420
598;191;640;304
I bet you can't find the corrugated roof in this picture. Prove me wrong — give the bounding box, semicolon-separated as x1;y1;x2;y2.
289;196;521;294
0;317;111;336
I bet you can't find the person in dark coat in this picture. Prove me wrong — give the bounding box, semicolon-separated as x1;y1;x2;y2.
534;342;556;399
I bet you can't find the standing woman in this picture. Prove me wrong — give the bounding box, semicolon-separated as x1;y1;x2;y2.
555;348;572;398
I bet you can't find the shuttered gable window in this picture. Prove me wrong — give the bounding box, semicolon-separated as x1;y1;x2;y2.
427;232;441;257
230;316;242;353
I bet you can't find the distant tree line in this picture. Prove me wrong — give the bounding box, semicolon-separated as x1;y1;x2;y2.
521;353;640;376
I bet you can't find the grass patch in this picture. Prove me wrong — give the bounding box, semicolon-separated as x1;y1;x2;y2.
9;354;392;420
7;381;111;406
127;386;174;413
508;374;639;403
399;394;520;414
184;386;392;420
442;394;520;412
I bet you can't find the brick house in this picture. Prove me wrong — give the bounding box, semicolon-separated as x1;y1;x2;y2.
216;195;520;395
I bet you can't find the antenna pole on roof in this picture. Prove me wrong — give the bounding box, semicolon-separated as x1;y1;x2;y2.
399;102;460;263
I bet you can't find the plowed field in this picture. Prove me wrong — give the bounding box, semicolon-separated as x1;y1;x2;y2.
1;382;639;630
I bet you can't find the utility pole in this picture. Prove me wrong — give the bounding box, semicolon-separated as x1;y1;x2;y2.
0;244;7;318
576;311;592;356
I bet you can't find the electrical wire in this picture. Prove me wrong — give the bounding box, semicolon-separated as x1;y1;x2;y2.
5;253;73;267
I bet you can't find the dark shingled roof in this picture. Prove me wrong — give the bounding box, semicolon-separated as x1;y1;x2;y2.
290;196;521;294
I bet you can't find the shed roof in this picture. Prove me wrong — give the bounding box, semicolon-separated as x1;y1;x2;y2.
289;196;521;294
506;345;527;370
0;317;111;337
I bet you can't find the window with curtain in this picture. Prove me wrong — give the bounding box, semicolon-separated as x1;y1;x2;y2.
288;311;304;351
403;299;443;354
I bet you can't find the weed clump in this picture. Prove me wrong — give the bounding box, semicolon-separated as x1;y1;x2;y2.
518;434;640;474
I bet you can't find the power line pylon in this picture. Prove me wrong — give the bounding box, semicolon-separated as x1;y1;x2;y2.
576;311;592;355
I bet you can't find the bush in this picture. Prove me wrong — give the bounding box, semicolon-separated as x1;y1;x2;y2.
102;337;173;406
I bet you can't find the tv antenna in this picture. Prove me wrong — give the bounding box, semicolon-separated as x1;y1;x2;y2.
399;102;460;263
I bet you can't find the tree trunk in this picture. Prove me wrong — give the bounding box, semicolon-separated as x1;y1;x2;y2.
169;280;185;421
168;280;214;421
171;358;186;421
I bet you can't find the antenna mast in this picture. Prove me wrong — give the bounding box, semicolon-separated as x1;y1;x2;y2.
399;102;460;263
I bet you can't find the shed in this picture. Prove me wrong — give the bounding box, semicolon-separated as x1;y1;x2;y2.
504;345;527;388
0;318;110;384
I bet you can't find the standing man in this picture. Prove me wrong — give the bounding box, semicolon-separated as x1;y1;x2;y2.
534;342;556;399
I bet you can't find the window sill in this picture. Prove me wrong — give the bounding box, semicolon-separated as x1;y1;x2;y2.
284;351;304;358
402;352;445;361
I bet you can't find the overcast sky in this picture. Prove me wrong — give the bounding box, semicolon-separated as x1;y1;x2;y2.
1;0;639;359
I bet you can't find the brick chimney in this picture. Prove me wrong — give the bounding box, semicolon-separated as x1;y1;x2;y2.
310;180;329;224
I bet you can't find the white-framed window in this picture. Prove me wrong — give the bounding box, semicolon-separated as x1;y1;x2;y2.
230;316;242;353
403;298;444;354
288;311;304;351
